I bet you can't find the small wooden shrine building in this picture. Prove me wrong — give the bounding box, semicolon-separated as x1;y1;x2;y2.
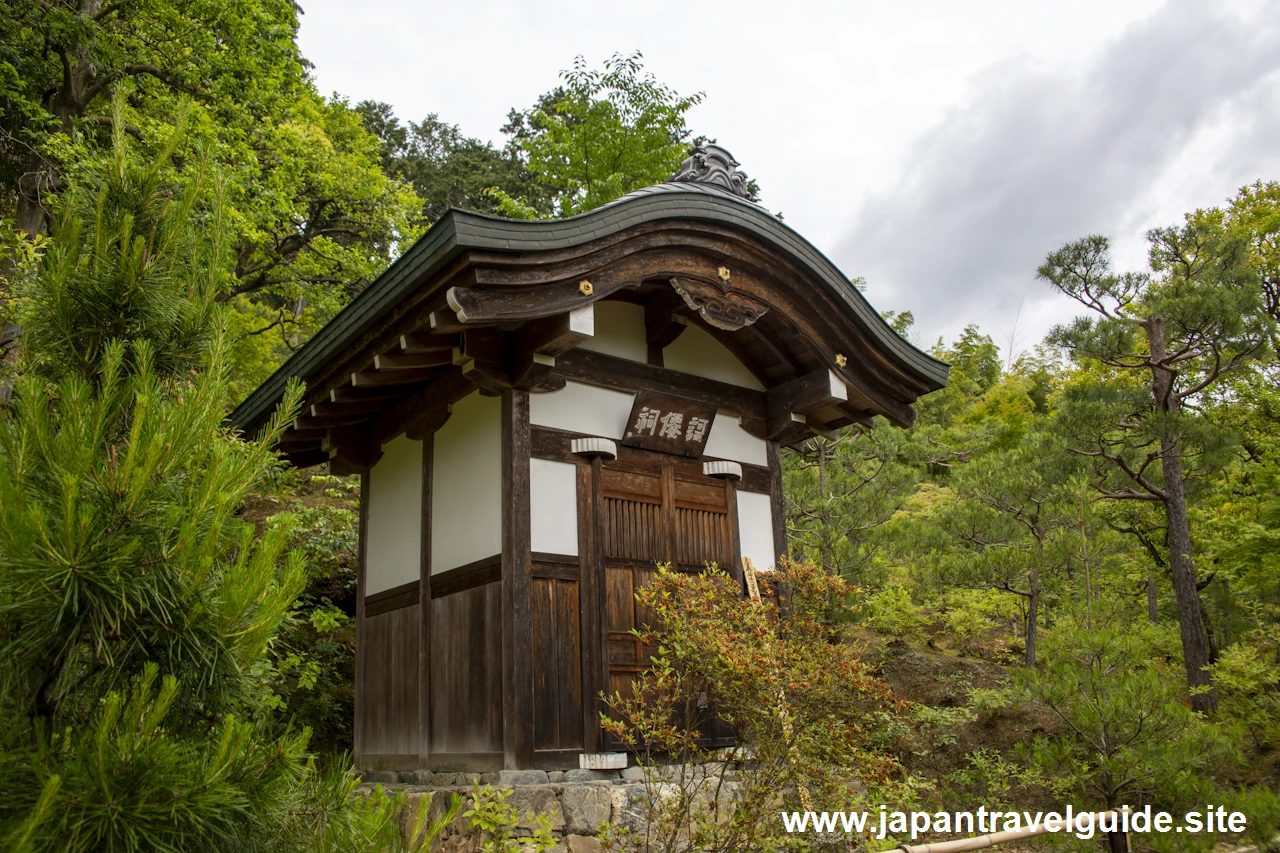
230;145;949;772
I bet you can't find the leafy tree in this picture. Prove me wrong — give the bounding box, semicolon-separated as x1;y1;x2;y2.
0;112;426;853
357;102;549;222
1038;225;1274;711
0;0;420;391
491;52;707;218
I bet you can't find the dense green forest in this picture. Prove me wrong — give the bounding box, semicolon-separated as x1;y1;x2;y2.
3;2;1280;851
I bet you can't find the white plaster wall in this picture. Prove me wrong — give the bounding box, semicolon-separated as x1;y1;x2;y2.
738;490;777;571
431;392;502;573
704;414;768;466
577;300;647;362
663;324;765;390
365;434;423;595
530;380;635;439
530;458;578;555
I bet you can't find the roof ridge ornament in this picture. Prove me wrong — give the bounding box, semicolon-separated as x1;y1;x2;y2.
669;144;753;199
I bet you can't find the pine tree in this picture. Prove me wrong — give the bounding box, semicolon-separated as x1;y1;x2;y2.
1038;224;1275;712
0;105;437;852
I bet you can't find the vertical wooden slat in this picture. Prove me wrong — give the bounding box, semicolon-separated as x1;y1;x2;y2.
501;389;534;769
661;465;677;565
354;471;370;764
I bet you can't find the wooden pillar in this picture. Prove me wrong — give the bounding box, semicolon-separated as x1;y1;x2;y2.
766;439;787;566
418;436;433;767
354;471;370;767
725;480;744;589
501;389;534;769
577;460;602;753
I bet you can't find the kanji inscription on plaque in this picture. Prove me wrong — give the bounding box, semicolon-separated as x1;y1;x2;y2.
621;390;718;458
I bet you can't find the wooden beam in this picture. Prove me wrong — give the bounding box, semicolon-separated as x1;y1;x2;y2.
501;389;534;769
553;348;767;419
283;449;329;469
429;308;468;334
330;385;410;404
447;278;627;324
351;367;442;387
312;399;393;418
294;412;374;431
767;369;847;418
645;291;689;352
513;304;595;358
373;369;474;446
400;332;457;354
324;424;382;472
374;350;454;370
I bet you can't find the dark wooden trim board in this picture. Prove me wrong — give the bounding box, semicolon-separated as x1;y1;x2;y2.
531;425;772;493
361;753;422;772
534;748;586;771
364;579;420;617
554;348;766;419
426;752;505;772
531;551;579;565
531;562;578;582
502;389;535;769
430;554;502;599
419;433;434;766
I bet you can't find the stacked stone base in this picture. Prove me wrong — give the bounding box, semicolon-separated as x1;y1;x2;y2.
359;766;739;852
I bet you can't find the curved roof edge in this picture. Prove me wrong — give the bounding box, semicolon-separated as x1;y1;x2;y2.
229;182;948;433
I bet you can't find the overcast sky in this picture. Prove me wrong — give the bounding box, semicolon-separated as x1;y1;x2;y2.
298;0;1280;357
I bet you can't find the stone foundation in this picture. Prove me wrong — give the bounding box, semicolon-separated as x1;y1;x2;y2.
359;766;741;852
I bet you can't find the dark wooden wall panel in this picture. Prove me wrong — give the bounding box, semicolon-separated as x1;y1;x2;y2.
430;581;504;754
531;574;584;751
358;603;420;758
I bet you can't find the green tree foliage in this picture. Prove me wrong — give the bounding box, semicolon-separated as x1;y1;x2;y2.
491;52;707;218
785;424;920;582
0;0;421;395
1014;622;1237;851
1038;225;1274;711
356;102;549;223
0;114;428;853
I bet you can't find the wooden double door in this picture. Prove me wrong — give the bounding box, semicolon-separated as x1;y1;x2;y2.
531;455;740;759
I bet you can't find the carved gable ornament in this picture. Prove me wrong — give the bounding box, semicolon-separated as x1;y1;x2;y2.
669;144;754;200
670;277;769;332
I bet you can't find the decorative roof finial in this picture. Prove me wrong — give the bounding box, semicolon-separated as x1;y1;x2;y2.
669;144;753;199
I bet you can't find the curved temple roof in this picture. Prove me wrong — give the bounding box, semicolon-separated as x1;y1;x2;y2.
230;147;948;464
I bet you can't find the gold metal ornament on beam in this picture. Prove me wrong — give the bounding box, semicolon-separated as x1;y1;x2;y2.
717;266;731;282
835;354;848;368
579;280;594;295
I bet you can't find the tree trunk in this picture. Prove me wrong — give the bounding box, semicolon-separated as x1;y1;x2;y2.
1024;561;1040;668
817;442;833;575
1147;318;1215;711
1147;566;1158;624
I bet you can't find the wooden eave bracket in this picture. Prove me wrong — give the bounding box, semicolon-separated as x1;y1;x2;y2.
324;423;382;474
764;369;849;439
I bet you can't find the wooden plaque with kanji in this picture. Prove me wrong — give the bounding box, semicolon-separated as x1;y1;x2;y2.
620;390;718;458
